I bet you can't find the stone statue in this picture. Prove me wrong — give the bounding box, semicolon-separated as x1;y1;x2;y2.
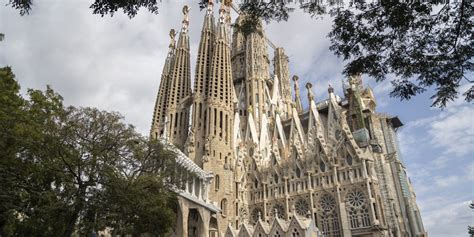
349;169;354;183
186;129;195;154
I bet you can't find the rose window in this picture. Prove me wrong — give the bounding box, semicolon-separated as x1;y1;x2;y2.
295;198;310;216
347;190;365;207
319;194;336;212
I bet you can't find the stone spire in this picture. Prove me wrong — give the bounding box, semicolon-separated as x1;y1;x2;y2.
244;17;270;133
230;4;272;135
203;0;236;233
293;75;303;113
347;74;366;131
165;5;192;148
189;0;215;165
274;47;292;119
150;29;176;139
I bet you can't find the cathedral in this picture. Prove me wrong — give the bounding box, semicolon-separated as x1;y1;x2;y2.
150;1;427;236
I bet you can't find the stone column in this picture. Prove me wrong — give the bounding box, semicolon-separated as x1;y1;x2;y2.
198;207;211;237
178;197;189;237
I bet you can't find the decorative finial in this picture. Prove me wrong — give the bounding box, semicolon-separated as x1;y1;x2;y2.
258;211;262;221
274;208;279;219
182;5;190;32
292;75;299;82
168;29;176;55
218;0;232;24
328;84;334;94
206;0;214;13
306;82;314;102
169;29;176;48
349;73;363;90
169;29;176;39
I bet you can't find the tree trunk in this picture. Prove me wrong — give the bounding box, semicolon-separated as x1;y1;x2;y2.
62;199;84;237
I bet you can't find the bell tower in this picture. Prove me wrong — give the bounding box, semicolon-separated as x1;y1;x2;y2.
165;6;192;148
150;29;176;139
201;1;237;233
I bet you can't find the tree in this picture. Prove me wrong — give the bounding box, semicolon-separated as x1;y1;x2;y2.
0;68;179;236
7;0;471;107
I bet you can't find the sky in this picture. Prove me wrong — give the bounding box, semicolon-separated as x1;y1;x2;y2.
1;0;473;236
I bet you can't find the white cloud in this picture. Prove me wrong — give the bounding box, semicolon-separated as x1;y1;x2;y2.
421;199;473;237
434;175;461;188
428;106;474;156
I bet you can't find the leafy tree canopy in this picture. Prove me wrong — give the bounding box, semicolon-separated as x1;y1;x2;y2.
5;0;473;107
0;67;179;236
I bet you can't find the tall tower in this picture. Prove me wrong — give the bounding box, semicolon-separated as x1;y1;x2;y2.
150;29;176;139
244;19;271;133
273;47;292;119
188;1;215;166
202;1;236;234
231;16;271;135
165;6;192;148
231;15;247;134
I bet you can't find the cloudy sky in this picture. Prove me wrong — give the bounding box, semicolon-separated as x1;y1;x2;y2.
1;0;472;236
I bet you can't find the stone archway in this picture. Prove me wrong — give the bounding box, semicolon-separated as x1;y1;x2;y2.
188;209;202;237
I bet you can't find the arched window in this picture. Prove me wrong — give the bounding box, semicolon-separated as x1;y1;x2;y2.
221;198;227;216
320;162;326;172
215;175;220;191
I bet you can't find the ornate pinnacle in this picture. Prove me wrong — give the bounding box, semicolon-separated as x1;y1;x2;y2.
349;73;363;91
306;82;315;102
182;5;190;32
168;29;176;49
328;84;334;93
207;0;214;14
219;0;231;24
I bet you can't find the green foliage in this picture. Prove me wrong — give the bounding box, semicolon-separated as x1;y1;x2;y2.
0;67;179;236
328;0;473;107
90;0;160;18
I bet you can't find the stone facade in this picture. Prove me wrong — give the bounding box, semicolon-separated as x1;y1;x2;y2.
151;1;426;237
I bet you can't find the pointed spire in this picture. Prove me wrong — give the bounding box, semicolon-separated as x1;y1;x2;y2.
164;5;192;148
150;29;177;139
190;0;216;166
293;75;303;112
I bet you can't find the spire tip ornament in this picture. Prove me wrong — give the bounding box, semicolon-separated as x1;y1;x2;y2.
328;84;334;94
306;82;315;102
181;5;190;32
